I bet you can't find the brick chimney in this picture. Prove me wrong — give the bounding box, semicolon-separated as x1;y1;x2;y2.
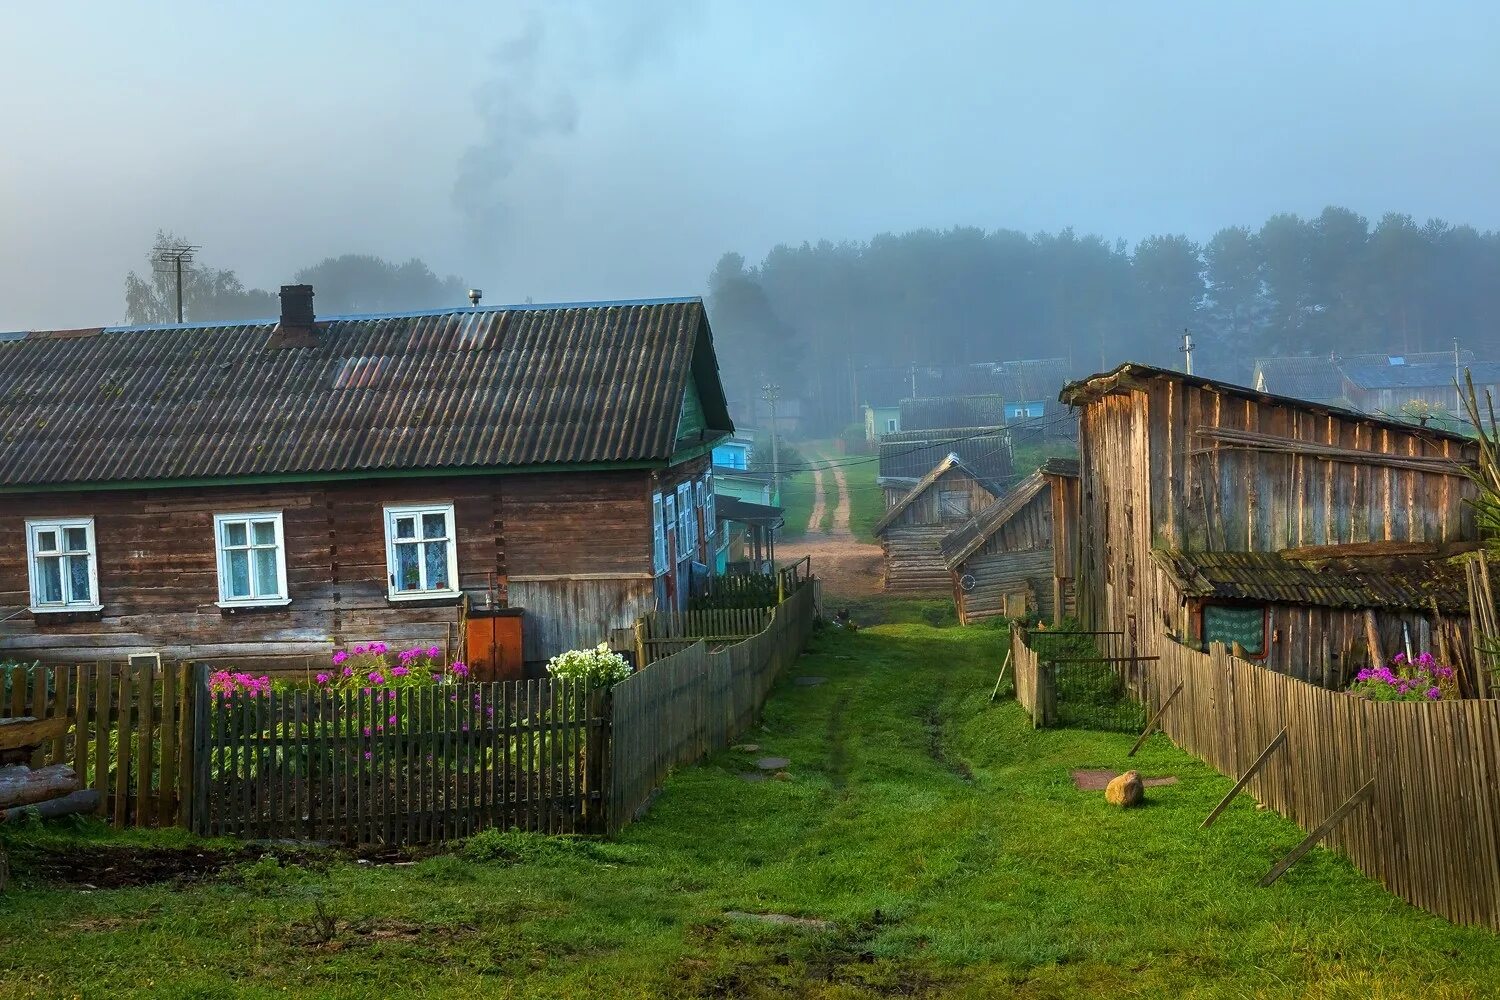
268;284;318;348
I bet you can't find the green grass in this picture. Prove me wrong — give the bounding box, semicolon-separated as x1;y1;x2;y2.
844;454;885;544
3;612;1498;998
775;468;818;539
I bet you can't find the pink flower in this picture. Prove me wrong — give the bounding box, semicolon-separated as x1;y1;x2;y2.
354;644;368;655
388;715;398;725
449;661;469;677
369;671;386;685
371;642;388;654
1427;687;1442;700
315;673;330;685
428;645;441;657
391;665;409;678
364;751;372;760
363;727;372;736
342;666;354;678
332;650;348;665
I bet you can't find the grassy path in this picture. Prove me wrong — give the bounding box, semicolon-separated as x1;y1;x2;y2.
3;612;1498;997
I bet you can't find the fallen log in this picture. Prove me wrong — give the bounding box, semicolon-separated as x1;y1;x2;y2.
0;788;100;824
0;764;81;810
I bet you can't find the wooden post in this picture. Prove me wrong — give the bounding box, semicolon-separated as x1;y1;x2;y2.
1201;728;1287;828
1259;778;1376;887
989;649;1012;703
1127;681;1183;757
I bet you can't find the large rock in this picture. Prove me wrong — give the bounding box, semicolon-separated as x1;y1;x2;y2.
1105;770;1144;808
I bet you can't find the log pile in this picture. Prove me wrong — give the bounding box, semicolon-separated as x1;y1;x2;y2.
0;717;99;825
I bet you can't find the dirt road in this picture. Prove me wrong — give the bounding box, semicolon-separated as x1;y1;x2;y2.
783;451;883;601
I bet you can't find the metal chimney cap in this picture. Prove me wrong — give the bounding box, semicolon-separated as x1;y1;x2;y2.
467;288;483;306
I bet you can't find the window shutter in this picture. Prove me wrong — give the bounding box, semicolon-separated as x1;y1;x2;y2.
652;493;666;574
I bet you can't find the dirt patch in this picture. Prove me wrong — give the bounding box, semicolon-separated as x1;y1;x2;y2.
1070;769;1179;791
921;698;973;782
726;910;834;931
9;841;426;890
807;465;829;534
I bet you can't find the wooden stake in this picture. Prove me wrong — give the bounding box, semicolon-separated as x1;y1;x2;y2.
1127;682;1183;757
989;650;1012;703
1259;778;1375;887
1201;728;1287;829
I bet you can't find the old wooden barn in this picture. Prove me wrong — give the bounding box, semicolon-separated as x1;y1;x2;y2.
1061;362;1482;686
0;288;732;674
940;458;1078;625
872;454;1007;595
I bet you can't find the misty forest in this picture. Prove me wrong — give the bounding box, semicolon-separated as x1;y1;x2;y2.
126;204;1500;438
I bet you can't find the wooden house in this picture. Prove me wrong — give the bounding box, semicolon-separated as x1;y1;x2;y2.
872;454;1007;594
1061;362;1482;686
941;459;1078;625
0;288;732;673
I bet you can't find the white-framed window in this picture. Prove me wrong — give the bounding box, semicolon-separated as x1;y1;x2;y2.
384;503;459;600
886;418;897;433
651;492;668;575
676;483;693;559
214;511;290;607
664;493;678;564
703;471;716;545
26;518;100;612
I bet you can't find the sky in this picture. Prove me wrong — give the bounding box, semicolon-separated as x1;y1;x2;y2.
2;1;1499;330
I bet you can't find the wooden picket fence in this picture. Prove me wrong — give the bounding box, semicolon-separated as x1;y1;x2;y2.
2;661;195;827
1143;639;1500;931
191;676;607;842
609;583;816;831
634;607;773;666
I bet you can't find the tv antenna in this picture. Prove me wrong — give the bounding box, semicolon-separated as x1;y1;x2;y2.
152;244;199;323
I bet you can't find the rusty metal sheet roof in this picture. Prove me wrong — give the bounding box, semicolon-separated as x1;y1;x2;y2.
1152;548;1472;614
0;297;728;487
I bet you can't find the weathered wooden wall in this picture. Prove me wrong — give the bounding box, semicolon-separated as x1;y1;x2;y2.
0;467;684;668
1049;471;1080;623
953;485;1055;623
1075;376;1478;670
880;467;1004;595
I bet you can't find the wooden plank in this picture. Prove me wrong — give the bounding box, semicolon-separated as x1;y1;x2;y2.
157;663;178;828
1260;778;1377;887
49;667;69;764
0;716;68;752
72;665;90;788
1128;682;1183;757
1204;728;1288;828
135;663;154;826
113;666;132;827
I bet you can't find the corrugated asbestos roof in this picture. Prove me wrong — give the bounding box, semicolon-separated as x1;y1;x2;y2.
0;298;729;486
877;426;1012;484
899;395;1007;431
1152;548;1472;614
1341;360;1500;391
1252;356;1346;402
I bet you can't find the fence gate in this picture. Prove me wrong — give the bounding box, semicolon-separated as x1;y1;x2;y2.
191;672;608;844
1013;628;1155;732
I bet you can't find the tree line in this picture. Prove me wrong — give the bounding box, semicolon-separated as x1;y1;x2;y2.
707;207;1500;434
124;231;466;325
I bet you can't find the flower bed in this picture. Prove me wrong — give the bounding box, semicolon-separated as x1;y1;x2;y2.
1348;651;1457;702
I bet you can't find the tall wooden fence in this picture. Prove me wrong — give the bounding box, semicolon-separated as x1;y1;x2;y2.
3;661;194;827
1145;639;1500;931
191;677;607;842
608;583;816;832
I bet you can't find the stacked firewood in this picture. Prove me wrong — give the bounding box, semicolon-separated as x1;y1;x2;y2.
0;717;99;824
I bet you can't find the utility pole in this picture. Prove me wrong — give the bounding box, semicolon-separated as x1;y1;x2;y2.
152;245;199;324
762;383;782;506
1180;328;1195;376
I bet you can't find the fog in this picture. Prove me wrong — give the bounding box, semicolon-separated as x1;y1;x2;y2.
2;1;1498;350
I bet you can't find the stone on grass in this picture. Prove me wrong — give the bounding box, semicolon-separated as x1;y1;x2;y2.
725;911;833;931
1105;770;1144;808
732;744;761;753
755;757;791;771
771;771;792;782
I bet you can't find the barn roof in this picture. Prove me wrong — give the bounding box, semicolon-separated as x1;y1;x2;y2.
877;426;1012;484
1152;546;1476;614
1341;360;1500;391
0;297;731;489
940;458;1078;569
872;453;1006;536
1060;362;1475;446
1252;355;1347;402
899;395;1007;431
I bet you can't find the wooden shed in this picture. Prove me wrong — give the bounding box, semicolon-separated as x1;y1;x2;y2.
941;458;1078;625
0;290;733;672
1060;362;1482;687
872;454;1007;595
